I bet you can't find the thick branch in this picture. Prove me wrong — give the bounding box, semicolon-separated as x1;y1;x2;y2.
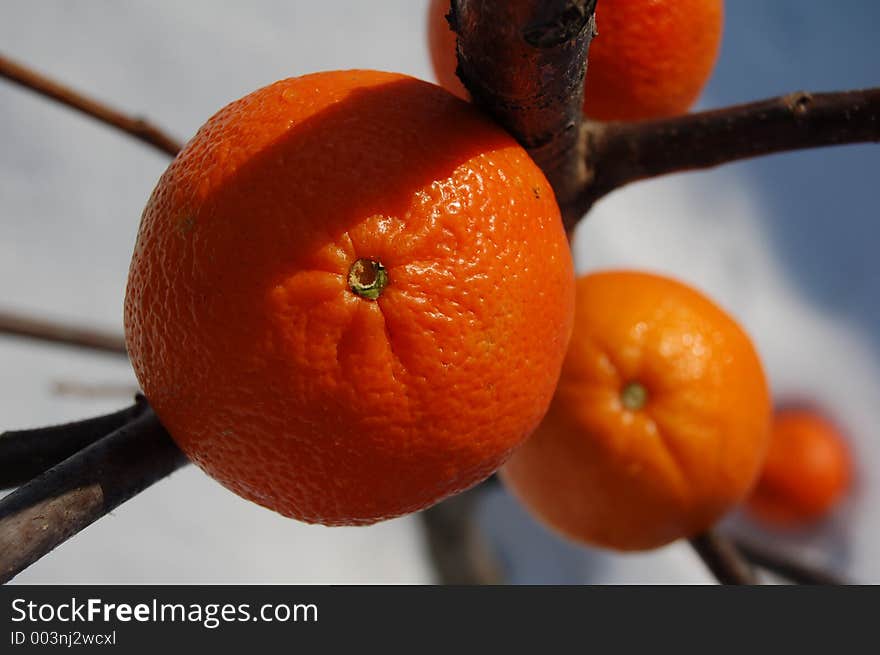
0;408;188;584
0;52;182;156
0;308;127;355
0;396;146;489
451;0;597;228
689;531;756;585
578;88;880;215
733;539;848;586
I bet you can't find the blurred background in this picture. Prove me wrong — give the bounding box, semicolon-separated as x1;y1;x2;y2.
0;1;877;583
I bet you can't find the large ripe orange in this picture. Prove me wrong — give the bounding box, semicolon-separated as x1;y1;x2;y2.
426;0;724;121
746;407;852;528
501;271;771;550
124;70;574;526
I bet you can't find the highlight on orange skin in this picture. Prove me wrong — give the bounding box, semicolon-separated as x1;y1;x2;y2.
746;406;853;529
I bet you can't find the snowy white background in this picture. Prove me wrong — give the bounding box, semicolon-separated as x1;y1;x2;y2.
1;1;877;583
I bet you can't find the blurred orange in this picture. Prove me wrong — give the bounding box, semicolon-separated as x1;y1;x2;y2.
583;0;724;121
746;407;853;528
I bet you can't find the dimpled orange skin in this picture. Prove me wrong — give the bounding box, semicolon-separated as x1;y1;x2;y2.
124;70;575;526
584;0;724;121
746;408;852;528
501;271;771;551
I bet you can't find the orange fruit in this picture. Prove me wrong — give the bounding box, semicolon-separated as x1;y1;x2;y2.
584;0;724;121
124;70;575;526
426;0;724;121
501;271;771;550
746;407;852;528
427;0;467;99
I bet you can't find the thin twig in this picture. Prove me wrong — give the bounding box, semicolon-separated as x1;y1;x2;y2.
0;407;188;584
733;538;849;586
420;486;504;584
689;531;756;585
451;0;597;229
50;380;140;399
0;396;146;490
0;308;127;355
0;52;182;156
477;478;845;585
577;88;880;215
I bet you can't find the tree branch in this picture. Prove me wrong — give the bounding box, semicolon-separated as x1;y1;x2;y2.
482;475;768;584
733;538;848;586
420;485;503;584
0;396;146;490
689;531;756;585
0;407;188;584
50;380;140;400
0;52;182;157
0;308;127;355
451;0;597;228
577;88;880;215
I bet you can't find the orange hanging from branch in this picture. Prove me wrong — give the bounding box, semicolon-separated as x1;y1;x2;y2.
502;271;771;550
124;70;575;526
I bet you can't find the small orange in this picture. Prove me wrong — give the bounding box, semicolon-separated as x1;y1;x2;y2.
426;0;724;121
584;0;724;121
124;70;574;526
746;407;852;528
501;271;771;550
427;0;467;99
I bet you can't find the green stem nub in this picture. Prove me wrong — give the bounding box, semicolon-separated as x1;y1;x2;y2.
621;382;648;411
348;258;388;300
